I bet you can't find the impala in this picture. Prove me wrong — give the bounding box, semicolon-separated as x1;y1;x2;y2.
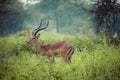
27;20;74;64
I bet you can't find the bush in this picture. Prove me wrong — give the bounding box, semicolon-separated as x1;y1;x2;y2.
0;31;119;80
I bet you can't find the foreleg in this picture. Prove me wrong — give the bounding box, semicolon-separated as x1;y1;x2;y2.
48;55;55;63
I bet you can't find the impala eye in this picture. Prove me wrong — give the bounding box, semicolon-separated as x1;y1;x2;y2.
33;37;35;39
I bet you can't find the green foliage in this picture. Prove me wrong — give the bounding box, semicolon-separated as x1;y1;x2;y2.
0;0;26;36
0;31;120;80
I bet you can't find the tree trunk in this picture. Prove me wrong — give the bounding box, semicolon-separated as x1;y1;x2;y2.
56;13;59;33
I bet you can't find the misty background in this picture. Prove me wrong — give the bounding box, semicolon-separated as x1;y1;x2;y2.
1;0;120;37
0;0;95;36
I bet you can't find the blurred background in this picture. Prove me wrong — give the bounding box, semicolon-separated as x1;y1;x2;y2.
0;0;94;36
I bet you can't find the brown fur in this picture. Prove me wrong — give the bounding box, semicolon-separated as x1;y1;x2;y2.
27;35;74;64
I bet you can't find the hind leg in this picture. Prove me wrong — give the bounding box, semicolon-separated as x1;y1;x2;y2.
66;48;74;63
67;56;71;63
61;53;71;64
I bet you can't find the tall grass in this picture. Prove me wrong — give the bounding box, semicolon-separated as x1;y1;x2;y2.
0;31;120;80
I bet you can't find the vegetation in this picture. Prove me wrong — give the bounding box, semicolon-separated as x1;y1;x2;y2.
0;0;120;80
0;0;27;36
0;31;119;80
90;0;120;44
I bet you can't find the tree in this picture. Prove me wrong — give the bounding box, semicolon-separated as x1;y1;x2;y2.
90;0;120;44
0;0;25;36
73;0;120;44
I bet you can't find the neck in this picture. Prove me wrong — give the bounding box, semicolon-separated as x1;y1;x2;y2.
34;40;42;53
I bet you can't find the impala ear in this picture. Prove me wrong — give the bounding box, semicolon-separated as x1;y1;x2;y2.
36;34;40;38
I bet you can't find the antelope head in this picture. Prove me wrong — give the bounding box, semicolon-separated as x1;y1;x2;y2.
27;20;49;44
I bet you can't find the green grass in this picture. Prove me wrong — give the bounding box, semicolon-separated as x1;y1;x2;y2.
0;31;120;80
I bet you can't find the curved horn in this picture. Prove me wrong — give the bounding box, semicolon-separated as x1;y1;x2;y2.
32;20;42;35
39;20;49;31
39;19;42;28
32;20;49;36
